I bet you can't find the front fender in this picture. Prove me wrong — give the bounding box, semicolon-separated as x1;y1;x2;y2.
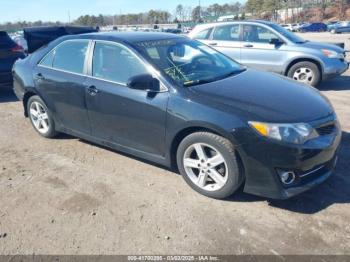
283;54;325;76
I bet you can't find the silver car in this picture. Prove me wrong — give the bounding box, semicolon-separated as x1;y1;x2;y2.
189;20;349;86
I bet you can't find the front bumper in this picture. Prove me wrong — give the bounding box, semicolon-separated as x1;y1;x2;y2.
238;115;342;199
323;59;349;80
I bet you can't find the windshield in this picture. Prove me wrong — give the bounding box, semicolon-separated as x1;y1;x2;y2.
270;24;306;43
134;38;245;87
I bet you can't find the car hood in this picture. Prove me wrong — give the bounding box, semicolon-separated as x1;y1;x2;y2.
298;41;344;53
189;69;334;123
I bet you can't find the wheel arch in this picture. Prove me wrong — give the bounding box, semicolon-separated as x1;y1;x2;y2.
169;125;241;170
23;91;38;117
284;58;323;79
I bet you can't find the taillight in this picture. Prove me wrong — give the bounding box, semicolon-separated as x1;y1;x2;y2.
11;45;24;53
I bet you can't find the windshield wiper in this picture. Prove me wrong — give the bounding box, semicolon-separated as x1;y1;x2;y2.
216;69;246;80
184;78;216;87
183;69;246;87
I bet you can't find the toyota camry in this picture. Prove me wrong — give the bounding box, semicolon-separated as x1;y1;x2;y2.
12;32;341;199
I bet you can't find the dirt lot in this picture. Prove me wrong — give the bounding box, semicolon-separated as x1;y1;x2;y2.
0;32;350;255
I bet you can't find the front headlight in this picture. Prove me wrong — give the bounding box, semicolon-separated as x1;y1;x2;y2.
322;49;344;59
248;121;319;144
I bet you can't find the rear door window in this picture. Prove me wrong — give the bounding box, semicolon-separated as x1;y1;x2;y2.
51;40;89;74
39;50;55;67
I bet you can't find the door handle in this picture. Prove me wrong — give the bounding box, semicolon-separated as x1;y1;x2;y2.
87;85;99;96
209;42;218;46
243;44;254;48
35;73;45;80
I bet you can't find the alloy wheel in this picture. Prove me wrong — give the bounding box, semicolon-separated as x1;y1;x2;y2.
29;101;50;134
183;143;228;191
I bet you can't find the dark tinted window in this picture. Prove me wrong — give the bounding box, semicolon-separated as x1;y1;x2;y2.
39;50;55;67
53;40;89;74
135;38;244;87
92;42;147;84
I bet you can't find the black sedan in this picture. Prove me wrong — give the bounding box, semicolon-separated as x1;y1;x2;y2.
12;32;341;199
0;31;25;89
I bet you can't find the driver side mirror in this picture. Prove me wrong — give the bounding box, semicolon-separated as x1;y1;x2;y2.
127;74;160;92
269;38;284;46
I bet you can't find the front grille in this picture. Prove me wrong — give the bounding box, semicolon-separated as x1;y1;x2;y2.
316;123;336;136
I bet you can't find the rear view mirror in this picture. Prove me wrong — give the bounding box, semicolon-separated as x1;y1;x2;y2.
127;74;160;92
269;38;284;46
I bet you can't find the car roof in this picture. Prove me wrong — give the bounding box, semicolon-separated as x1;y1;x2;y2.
63;31;184;44
189;20;276;35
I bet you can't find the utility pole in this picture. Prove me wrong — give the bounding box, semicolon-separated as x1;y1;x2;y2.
68;11;71;24
199;0;201;21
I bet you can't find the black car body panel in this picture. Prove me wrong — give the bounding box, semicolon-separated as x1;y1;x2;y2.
0;31;25;88
12;32;341;199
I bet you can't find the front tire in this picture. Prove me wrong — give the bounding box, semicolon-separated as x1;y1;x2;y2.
27;95;58;138
287;61;321;87
176;132;244;199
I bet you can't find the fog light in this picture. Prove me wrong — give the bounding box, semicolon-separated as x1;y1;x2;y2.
278;171;296;185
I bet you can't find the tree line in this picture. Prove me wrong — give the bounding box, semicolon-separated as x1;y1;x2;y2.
1;1;350;31
0;2;243;30
246;0;350;22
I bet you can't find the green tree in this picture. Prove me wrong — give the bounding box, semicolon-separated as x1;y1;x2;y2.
176;4;184;21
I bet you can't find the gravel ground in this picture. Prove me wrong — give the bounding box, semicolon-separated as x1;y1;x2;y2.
0;33;349;255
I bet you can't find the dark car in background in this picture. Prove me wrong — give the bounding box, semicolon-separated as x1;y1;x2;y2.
298;22;327;32
13;32;341;200
23;26;97;53
0;31;25;89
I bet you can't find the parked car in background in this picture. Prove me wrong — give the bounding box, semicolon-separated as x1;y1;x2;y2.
12;34;28;53
281;24;294;31
162;28;182;34
189;20;348;86
13;32;341;199
0;31;25;89
330;21;350;34
327;21;341;31
298;22;327;32
23;26;97;53
292;23;305;32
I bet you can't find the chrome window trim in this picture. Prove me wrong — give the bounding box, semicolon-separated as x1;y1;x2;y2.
38;39;169;93
90;40;169;92
38;39;91;74
37;64;87;78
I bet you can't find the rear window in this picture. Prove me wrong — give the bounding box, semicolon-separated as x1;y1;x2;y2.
0;31;16;49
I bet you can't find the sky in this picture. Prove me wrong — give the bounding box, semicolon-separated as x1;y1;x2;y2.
0;0;246;23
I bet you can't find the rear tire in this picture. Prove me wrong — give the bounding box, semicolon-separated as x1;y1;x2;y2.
176;132;244;199
27;95;58;138
287;61;321;87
